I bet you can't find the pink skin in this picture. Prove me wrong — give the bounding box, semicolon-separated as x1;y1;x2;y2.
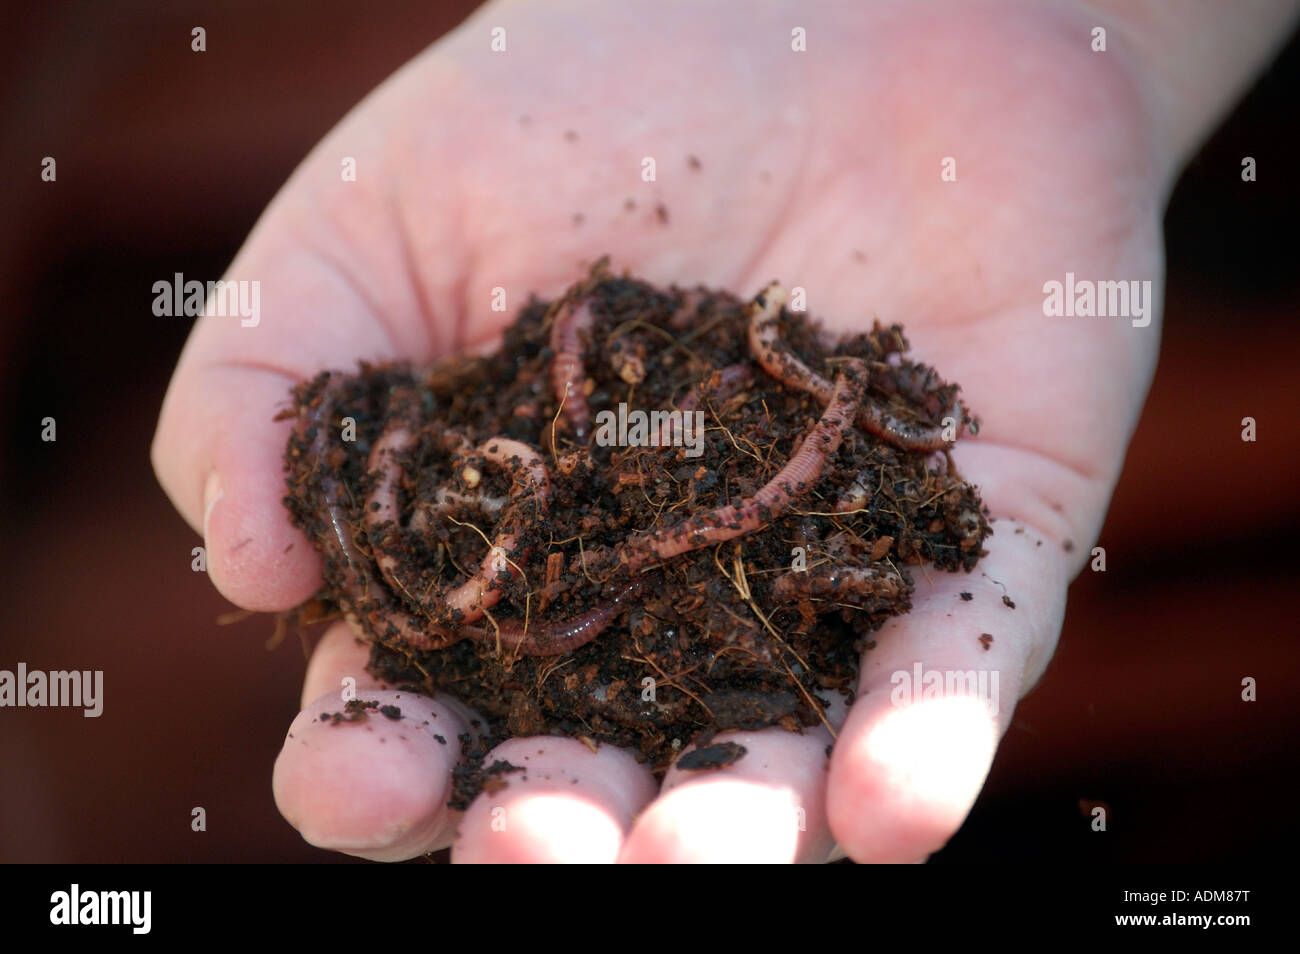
747;285;966;453
624;361;866;573
367;428;551;627
275;621;481;861
550;297;597;442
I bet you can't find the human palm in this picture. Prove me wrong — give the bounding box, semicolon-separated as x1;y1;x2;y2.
154;0;1163;862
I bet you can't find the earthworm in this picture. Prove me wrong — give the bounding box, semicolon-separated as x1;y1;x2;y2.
550;296;597;441
746;284;965;452
366;428;551;626
486;580;645;656
300;376;465;650
623;361;866;572
300;375;367;597
655;363;755;446
833;470;875;513
772;566;904;602
409;488;507;531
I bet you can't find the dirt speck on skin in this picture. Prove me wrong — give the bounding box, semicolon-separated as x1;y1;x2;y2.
677;741;747;771
282;258;990;804
319;699;381;725
451;759;524;808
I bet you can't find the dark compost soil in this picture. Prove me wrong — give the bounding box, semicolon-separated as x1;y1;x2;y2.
281;258;990;803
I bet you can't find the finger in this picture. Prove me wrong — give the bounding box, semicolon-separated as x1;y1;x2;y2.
272;687;473;862
152;243;395;611
451;738;657;864
300;621;487;733
151;150;451;612
301;620;392;708
618;722;839;864
827;522;1069;862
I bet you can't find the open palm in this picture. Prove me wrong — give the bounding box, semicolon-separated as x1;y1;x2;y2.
154;0;1164;862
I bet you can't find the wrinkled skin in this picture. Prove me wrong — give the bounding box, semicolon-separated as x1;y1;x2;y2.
154;0;1172;862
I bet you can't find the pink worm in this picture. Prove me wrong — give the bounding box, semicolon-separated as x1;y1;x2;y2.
476;580;645;656
300;377;464;650
550;296;597;441
834;470;876;513
772;566;903;602
410;488;506;531
366;428;551;626
623;361;866;572
746;284;965;452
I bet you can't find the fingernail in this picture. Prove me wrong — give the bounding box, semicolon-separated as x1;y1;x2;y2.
202;471;224;541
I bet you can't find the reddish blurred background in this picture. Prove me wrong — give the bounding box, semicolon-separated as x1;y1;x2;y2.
1;3;1296;862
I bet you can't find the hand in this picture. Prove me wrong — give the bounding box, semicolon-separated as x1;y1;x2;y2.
151;0;1271;861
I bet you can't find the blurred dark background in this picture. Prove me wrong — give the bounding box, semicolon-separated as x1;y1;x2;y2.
1;2;1296;863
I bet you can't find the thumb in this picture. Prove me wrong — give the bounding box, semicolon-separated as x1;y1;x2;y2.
151;205;438;611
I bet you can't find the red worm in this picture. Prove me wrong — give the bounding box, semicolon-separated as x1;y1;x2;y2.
301;375;366;596
300;377;465;650
833;471;875;513
550;296;597;441
623;361;866;572
772;566;904;602
746;284;965;452
482;580;645;656
366;428;551;626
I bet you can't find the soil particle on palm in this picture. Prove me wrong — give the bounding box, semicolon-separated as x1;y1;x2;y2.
318;699;382;725
677;741;747;772
451;759;525;808
282;258;990;801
